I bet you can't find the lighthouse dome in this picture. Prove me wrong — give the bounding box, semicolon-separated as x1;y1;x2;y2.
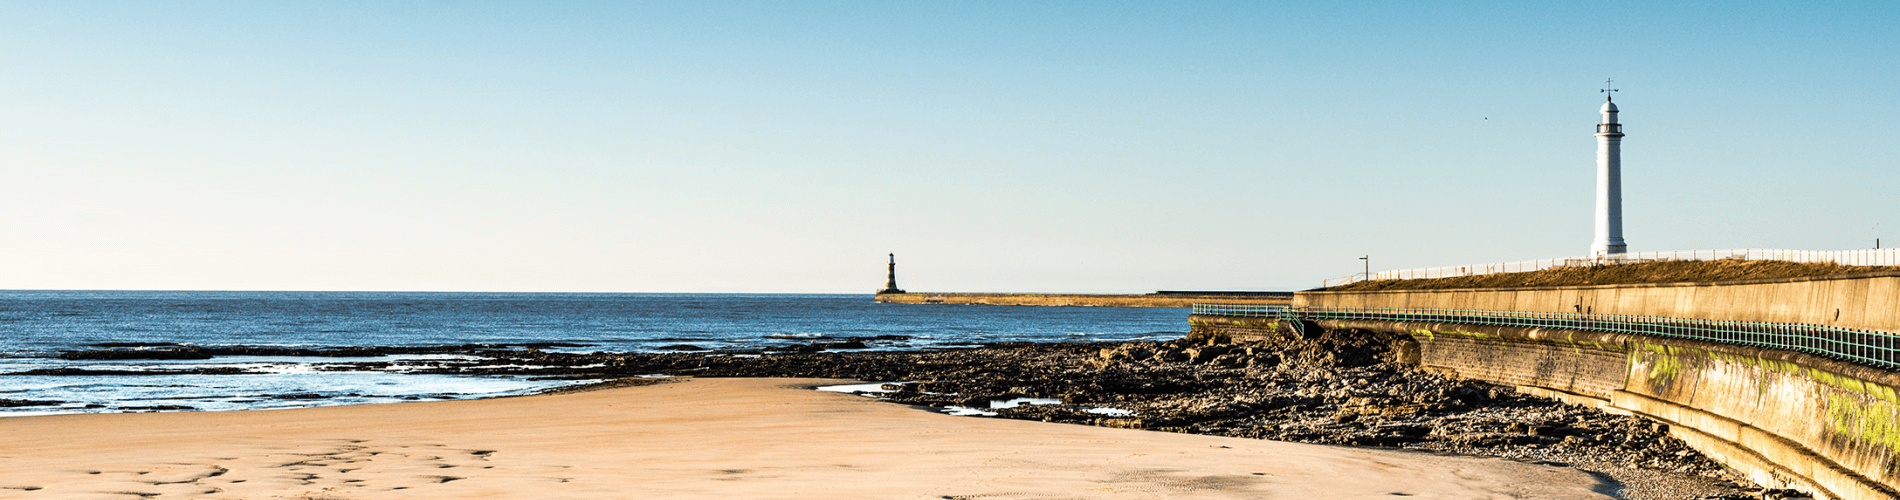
1600;100;1618;113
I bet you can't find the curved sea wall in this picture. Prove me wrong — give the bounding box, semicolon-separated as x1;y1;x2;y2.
875;293;1291;308
1296;271;1900;333
1193;276;1900;500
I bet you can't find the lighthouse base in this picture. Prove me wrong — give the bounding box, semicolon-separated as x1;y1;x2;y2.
1592;242;1628;257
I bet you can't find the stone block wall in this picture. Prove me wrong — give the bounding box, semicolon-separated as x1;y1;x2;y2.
1405;328;1628;400
1186;314;1305;345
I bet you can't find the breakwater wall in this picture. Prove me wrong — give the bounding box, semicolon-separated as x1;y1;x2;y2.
1192;277;1900;500
875;293;1291;308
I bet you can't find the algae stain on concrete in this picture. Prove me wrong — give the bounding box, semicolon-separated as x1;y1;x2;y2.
1685;347;1900;458
1641;343;1684;384
1826;393;1900;456
1405;329;1501;343
1443;330;1505;342
1698;350;1900;405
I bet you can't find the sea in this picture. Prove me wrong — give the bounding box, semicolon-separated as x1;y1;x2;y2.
0;291;1187;417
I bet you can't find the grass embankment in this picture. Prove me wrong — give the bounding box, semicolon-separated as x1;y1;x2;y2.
1326;260;1900;292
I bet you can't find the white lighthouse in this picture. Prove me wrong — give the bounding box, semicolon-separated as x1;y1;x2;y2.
1591;85;1628;256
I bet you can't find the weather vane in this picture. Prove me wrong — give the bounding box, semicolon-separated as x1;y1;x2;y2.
1601;78;1619;100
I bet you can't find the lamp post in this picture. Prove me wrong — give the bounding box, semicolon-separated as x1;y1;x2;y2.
1360;255;1370;284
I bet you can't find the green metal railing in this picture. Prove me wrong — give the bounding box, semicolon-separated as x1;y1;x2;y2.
1192;303;1900;370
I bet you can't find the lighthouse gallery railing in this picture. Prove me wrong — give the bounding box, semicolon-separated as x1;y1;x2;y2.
1192;304;1900;371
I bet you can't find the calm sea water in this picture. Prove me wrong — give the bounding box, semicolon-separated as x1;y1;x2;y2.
0;291;1187;416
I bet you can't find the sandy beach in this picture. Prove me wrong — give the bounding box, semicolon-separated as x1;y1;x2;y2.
0;377;1616;499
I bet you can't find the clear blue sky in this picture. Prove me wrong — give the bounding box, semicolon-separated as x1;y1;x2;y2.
2;1;1895;293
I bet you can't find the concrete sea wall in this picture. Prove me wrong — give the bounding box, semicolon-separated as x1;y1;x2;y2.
1616;337;1900;500
1299;271;1900;334
876;293;1291;308
1193;276;1900;500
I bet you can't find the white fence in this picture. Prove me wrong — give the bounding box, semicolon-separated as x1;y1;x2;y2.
1322;248;1900;288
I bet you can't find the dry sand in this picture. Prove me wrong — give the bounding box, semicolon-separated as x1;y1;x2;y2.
0;378;1617;499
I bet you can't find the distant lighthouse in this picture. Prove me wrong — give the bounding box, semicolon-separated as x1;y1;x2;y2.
1591;81;1628;256
877;253;905;294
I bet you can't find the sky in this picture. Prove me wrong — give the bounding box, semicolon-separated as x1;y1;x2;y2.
1;1;1895;293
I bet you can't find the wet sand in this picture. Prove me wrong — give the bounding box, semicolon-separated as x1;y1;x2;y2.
0;378;1616;499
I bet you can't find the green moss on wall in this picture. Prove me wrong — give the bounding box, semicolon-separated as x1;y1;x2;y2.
1561;332;1623;352
1646;340;1900;459
1404;329;1502;342
1698;348;1900;406
1829;393;1900;456
1448;330;1505;341
1641;343;1684;383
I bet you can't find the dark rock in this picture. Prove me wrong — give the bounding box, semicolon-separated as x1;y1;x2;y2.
59;348;213;360
55;344;519;361
512;342;593;348
6;367;260;376
85;342;180;348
